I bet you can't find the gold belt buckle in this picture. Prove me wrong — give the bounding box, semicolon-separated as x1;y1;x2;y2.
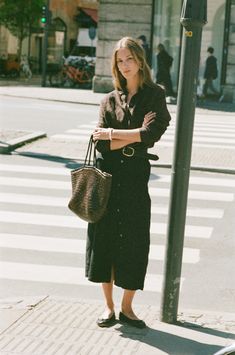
122;146;135;157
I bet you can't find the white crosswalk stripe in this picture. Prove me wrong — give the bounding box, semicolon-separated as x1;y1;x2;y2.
0;161;234;294
49;117;235;150
0;261;172;293
0;211;213;238
0;192;224;218
1;163;235;187
0;234;199;263
0;176;233;201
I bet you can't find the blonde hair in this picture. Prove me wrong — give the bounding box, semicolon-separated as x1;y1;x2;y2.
111;36;156;91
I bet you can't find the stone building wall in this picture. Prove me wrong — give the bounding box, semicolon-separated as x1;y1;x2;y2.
93;0;153;93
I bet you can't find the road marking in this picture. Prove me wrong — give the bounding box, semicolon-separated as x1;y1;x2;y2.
50;133;235;149
51;134;90;142
0;176;70;189
0;192;68;206
69;127;235;138
149;187;234;201
194;121;235;128
157;141;235;150
0;193;223;219
151;206;223;218
0;233;200;263
0;261;181;292
1;164;234;188
162;135;235;145
79;124;98;128
167;127;235;133
0;164;70;176
0;177;233;201
66;129;93;135
79;122;235;129
0;211;212;238
164;131;235;138
153;175;235;188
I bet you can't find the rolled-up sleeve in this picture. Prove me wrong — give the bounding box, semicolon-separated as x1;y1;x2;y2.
139;88;171;146
95;98;111;153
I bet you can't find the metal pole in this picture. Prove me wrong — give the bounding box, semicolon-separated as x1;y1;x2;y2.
160;0;207;324
41;0;50;87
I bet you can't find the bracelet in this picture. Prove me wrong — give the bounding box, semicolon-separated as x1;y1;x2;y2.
109;128;113;141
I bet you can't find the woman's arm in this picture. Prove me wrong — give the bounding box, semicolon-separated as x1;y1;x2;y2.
93;128;140;151
139;88;171;146
93;111;156;144
93;127;141;143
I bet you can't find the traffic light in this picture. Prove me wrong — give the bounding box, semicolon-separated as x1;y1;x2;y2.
41;5;47;25
41;5;52;26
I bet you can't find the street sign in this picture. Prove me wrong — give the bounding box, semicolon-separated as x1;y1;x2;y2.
88;26;96;40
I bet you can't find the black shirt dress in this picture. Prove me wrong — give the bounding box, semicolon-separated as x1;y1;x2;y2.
85;84;171;290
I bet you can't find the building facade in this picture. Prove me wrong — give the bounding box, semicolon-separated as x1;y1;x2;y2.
0;0;98;72
94;0;235;102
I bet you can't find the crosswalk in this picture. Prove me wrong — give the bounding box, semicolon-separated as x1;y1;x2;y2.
0;158;234;298
50;116;235;151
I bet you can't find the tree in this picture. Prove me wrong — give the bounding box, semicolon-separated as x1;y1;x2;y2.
0;0;44;59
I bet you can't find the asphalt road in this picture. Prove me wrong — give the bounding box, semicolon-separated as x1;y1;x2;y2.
0;96;99;136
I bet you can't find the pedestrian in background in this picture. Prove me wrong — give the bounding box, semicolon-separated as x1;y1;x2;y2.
202;46;219;97
156;43;174;97
87;37;171;329
137;35;151;67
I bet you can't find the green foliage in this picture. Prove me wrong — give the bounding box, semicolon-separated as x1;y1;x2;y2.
0;0;45;41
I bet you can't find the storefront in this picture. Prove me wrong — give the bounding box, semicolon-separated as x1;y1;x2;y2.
151;0;235;101
151;0;182;92
221;0;235;101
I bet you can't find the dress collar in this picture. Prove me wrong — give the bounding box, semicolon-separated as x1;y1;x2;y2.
118;85;144;107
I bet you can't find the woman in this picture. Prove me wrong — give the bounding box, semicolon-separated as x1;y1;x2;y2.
86;37;171;328
156;43;174;97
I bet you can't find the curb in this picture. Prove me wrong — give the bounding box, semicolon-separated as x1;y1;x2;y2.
0;131;47;154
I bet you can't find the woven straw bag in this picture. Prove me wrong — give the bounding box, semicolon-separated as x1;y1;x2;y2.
68;136;112;223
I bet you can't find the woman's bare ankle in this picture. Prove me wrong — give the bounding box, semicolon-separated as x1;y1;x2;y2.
121;306;139;320
101;305;115;319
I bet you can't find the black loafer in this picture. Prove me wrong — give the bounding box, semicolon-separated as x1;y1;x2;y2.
97;312;116;327
119;312;146;329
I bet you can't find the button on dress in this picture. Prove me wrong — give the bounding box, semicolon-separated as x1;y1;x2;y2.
85;84;171;290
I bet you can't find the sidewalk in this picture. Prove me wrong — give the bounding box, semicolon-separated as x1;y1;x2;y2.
1;85;235;173
0;296;234;355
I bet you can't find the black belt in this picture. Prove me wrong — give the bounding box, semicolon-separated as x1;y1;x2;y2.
122;146;159;161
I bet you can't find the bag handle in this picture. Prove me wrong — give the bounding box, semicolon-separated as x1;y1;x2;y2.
84;135;97;167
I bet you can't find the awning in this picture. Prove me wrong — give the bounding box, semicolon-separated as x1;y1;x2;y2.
81;8;98;23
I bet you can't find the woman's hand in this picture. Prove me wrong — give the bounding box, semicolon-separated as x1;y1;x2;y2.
93;128;111;141
143;111;156;126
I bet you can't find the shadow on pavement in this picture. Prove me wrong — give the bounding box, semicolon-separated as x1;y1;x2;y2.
117;324;225;355
196;98;235;113
13;151;82;170
180;321;235;340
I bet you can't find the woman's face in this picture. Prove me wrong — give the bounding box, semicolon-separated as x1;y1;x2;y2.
116;47;140;80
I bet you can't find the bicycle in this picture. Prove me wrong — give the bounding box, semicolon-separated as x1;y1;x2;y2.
49;57;95;88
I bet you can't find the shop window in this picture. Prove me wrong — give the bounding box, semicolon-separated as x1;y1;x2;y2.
221;0;235;86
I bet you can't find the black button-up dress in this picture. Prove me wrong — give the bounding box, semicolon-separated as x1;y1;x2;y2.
85;84;171;290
